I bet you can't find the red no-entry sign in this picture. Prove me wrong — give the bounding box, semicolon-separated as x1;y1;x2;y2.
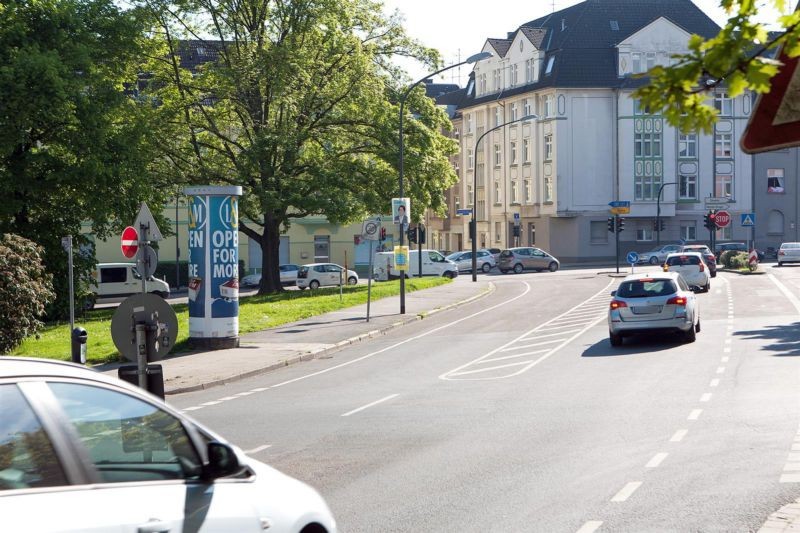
121;226;139;258
714;210;731;228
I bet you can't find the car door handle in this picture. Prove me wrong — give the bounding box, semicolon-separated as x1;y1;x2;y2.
138;520;171;533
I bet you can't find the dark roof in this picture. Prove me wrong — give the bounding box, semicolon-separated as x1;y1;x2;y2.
177;40;223;73
459;0;720;110
424;82;460;98
487;38;512;57
520;27;548;49
435;88;467;106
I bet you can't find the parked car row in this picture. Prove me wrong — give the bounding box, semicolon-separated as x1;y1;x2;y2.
241;263;358;290
443;246;561;275
241;264;300;288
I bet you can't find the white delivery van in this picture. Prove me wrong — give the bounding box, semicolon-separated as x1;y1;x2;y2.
373;249;459;281
88;263;170;308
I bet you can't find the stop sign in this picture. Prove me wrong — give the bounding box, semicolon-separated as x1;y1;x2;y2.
121;226;139;258
714;210;731;228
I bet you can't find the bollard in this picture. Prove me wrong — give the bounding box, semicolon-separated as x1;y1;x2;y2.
71;327;88;364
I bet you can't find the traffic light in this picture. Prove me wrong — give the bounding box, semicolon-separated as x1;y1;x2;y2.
418;224;426;245
407;226;417;244
660;219;666;232
703;211;716;230
616;217;626;233
607;217;615;233
652;219;658;231
512;225;520;237
380;227;386;241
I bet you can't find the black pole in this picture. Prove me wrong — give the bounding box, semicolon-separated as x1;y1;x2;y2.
615;215;620;274
417;226;422;278
398;100;406;314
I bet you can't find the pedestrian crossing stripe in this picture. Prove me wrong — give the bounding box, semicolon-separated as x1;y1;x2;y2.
741;214;755;226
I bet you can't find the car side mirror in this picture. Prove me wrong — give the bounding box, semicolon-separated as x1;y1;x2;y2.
610;290;616;297
203;441;244;480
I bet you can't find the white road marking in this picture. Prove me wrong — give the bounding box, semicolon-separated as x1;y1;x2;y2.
783;463;800;471
780;474;800;483
482;350;550;364
723;347;731;353
717;366;726;374
721;356;729;363
576;521;603;533
646;453;668;468
201;401;222;406
449;360;532;377
670;429;688;442
792;443;800;451
789;453;800;461
520;330;581;341
688;409;703;420
341;394;399;417
710;379;720;387
724;338;732;345
499;339;563;351
182;406;204;411
250;387;269;392
235;391;255;397
700;393;712;402
218;396;238;401
244;444;272;454
611;481;643;502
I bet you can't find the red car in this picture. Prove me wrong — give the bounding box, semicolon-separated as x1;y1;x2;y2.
680;244;717;277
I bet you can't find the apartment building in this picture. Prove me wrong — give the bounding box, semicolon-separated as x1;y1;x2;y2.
443;0;756;262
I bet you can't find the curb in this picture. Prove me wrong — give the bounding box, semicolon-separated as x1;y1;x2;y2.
759;498;800;532
165;282;496;395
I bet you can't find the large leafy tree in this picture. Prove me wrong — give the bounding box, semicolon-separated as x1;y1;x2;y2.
636;0;800;132
140;0;458;293
0;0;171;318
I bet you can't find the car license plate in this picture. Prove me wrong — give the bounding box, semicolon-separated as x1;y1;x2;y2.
632;305;661;314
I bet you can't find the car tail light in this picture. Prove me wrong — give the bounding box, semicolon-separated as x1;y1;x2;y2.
699;262;705;272
780;250;786;256
667;296;687;306
610;300;627;309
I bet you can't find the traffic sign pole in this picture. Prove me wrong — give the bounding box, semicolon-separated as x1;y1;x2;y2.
615;215;620;274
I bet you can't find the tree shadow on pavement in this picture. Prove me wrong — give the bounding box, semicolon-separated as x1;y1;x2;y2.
582;334;686;357
735;322;800;356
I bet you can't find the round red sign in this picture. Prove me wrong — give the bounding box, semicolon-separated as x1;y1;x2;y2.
121;226;139;258
714;210;731;228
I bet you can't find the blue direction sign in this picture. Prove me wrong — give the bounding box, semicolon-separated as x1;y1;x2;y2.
456;208;473;216
626;251;640;265
741;213;756;227
513;213;520;220
609;201;631;208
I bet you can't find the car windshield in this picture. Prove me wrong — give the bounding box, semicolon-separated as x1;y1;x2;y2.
666;255;701;266
617;279;677;298
782;243;800;249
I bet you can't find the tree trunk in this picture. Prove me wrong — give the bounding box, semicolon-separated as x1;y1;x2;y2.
258;218;283;294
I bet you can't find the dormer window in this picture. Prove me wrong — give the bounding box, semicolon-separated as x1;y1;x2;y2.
545;56;555;76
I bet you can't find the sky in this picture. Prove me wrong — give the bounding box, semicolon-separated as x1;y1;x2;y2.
380;0;786;86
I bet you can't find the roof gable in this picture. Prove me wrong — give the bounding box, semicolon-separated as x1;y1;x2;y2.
487;38;512;57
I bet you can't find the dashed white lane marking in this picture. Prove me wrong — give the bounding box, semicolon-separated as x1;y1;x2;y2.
251;387;269;392
721;356;729;362
723;347;731;353
182;406;204;411
716;366;726;374
235;391;256;397
341;394;399;417
201;400;222;406
611;481;643;502
780;473;800;483
688;409;703;420
783;463;800;471
792;443;800;452
646;453;668;468
483;350;550;364
790;453;800;461
670;429;688;442
441;280;615;381
700;393;712;402
218;396;238;401
710;378;720;387
724;338;732;344
244;444;272;454
576;521;603;533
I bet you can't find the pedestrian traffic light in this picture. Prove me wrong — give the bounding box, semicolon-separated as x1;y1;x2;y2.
380;227;386;241
607;217;615;233
407;227;417;244
616;217;626;233
418;224;426;245
513;225;520;237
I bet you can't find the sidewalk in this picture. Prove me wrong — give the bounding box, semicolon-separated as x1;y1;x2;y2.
100;278;494;394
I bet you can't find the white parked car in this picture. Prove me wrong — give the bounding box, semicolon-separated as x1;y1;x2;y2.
778;242;800;266
88;263;170;308
445;250;496;273
241;264;300;287
296;263;358;289
372;250;458;280
663;251;711;292
0;358;337;533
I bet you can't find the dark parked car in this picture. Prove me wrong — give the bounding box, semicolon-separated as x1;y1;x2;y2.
715;242;764;261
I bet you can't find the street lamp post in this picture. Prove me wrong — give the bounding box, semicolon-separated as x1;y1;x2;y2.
656;181;678;247
398;51;491;313
471;114;538;281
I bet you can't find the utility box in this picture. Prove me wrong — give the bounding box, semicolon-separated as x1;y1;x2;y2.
118;364;165;400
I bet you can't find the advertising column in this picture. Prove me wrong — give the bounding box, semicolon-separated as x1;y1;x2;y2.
185;186;242;349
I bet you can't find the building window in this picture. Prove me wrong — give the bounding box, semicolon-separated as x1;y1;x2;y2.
715;133;732;157
768;168;785;193
453;127;460;139
454;195;460;212
646;52;656;71
467;149;474;169
715;174;733;198
544;95;554;117
716;225;731;240
510;64;519;86
634;132;662;157
478;73;487;95
495;107;502;127
544;134;553;161
493;144;501;167
715;92;732;116
679;174;697;200
523;138;530;163
510;102;518;121
591;221;608;243
526;58;535;82
632;53;642;74
467;114;473;134
678;133;697;158
545;56;555;75
544;176;553;202
524;179;532;202
511;180;519;203
493;180;501;203
636;227;654;241
634;100;651;115
510;141;518;164
467;184;473;206
493;68;502;91
634;176;662;201
523;98;532;117
495;221;501;242
768;209;785;234
681;222;697;241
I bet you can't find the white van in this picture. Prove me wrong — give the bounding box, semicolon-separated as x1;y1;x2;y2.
373;249;459;281
89;263;170;307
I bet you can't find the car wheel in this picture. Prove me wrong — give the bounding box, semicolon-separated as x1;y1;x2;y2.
684;323;697;343
513;263;524;274
609;331;623;347
482;262;491;273
703;281;710;293
309;280;320;290
548;262;559;272
778;262;783;267
711;271;717;278
154;291;168;299
649;256;659;265
696;318;701;333
347;276;357;285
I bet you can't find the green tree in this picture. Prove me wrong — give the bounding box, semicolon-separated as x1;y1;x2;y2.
0;0;172;318
141;0;458;293
636;0;800;133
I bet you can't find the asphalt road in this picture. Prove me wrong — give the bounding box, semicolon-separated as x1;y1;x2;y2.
168;265;800;532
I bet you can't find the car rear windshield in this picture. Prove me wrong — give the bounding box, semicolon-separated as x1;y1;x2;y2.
781;243;800;249
666;255;701;266
617;279;677;298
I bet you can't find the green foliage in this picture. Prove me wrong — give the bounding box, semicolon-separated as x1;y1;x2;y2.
720;250;749;268
0;234;55;354
635;0;799;133
0;0;174;318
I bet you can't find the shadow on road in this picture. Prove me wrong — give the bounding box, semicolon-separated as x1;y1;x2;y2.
582;334;686;357
735;322;800;356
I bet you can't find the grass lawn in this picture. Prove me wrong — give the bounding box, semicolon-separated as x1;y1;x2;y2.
11;277;451;365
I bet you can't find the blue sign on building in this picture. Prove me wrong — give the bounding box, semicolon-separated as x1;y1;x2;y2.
185;186;242;347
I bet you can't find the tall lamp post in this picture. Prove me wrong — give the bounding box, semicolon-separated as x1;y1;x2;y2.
656;181;678;247
397;51;492;313
471;114;538;281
